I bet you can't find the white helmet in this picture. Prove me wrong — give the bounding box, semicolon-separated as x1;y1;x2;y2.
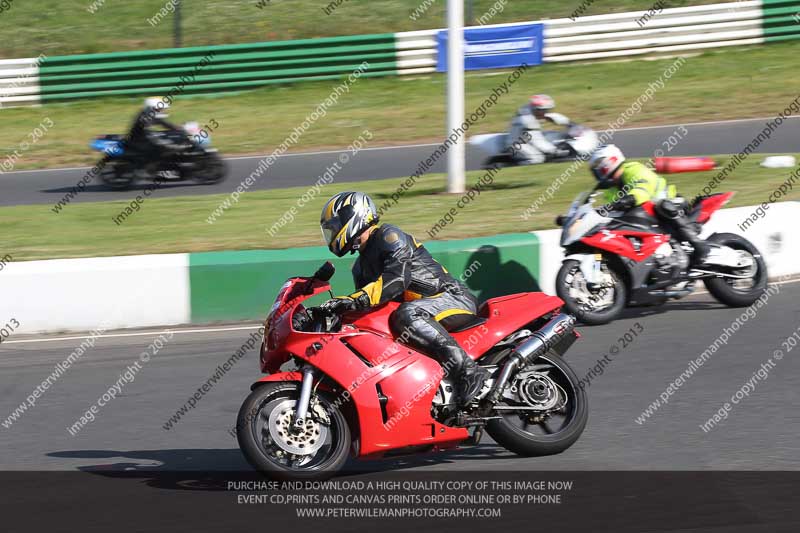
144;96;169;118
529;94;555;112
589;144;626;185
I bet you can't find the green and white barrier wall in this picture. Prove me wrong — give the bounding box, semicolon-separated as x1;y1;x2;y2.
0;233;541;334
189;233;540;323
1;202;798;335
3;1;799;107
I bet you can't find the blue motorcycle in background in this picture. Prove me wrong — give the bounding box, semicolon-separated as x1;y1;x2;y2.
90;121;227;190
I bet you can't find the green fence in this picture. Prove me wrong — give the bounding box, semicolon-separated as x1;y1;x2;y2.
762;0;800;42
37;33;398;102
188;233;542;323
18;1;800;105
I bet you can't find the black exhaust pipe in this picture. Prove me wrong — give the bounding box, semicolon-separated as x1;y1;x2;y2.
485;313;576;405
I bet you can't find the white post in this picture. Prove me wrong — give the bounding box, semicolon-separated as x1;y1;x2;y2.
446;0;466;194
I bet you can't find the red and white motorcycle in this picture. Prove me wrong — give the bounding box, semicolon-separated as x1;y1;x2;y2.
554;191;768;325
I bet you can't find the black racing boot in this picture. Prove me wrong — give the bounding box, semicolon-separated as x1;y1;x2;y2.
389;307;488;409
457;358;491;408
673;216;710;266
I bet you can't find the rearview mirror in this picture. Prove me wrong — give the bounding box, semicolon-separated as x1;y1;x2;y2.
313;261;335;282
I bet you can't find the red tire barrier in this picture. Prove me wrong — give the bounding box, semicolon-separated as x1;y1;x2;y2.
655;156;716;174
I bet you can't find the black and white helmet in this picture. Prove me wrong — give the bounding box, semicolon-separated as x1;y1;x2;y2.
320;192;379;257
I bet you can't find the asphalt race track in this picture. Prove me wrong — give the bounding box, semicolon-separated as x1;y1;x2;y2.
2;117;799;208
2;280;798;473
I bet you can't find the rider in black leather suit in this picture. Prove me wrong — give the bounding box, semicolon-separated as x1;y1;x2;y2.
319;191;490;407
127;97;184;159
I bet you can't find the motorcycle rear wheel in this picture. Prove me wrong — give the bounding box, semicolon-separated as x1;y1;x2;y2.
486;353;588;456
99;159;135;190
237;382;351;481
703;233;768;307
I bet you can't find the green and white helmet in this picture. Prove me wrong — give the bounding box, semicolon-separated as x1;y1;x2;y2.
320;192;379;257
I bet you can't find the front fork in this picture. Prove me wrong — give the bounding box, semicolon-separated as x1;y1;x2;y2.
565;253;610;288
293;366;317;429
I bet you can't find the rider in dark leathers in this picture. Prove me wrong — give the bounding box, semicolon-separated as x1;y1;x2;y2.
319;191;490;407
127;97;184;160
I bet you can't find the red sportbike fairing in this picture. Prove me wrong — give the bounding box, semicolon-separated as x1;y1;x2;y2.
236;262;588;480
555;191;768;325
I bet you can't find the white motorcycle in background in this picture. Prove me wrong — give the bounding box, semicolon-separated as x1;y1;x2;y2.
471;124;600;169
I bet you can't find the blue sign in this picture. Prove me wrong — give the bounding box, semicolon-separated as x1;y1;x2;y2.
436;24;543;72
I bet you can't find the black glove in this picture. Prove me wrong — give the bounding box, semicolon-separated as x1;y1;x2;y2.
603;195;636;212
292;308;313;331
319;297;357;315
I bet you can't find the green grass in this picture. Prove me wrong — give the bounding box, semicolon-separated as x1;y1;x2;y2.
2;155;798;261
3;42;800;171
0;1;715;59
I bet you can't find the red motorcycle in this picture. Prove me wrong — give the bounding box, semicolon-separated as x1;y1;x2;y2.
237;262;587;480
555;191;768;325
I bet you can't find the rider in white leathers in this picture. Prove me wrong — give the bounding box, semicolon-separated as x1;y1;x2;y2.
507;94;571;164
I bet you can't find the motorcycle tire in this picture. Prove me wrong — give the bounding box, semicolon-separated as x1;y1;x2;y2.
237;382;351;481
486;353;588;456
703;233;768;307
99;159;135;191
556;259;627;325
192;153;228;184
483;153;515;169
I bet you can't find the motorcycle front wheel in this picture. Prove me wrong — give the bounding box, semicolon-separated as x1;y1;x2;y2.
486;353;588;456
236;382;351;481
556;259;627;325
192;152;228;184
